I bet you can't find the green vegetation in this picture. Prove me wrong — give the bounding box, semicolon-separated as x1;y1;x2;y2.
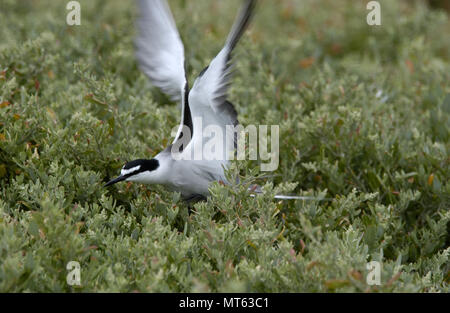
0;0;448;292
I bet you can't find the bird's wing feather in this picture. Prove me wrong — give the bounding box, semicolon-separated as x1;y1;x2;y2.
183;0;256;161
189;0;255;112
135;0;186;102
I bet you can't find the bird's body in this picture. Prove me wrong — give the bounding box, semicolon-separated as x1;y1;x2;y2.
149;149;229;198
105;0;256;200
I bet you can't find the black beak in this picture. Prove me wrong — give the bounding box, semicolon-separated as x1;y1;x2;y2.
104;175;127;187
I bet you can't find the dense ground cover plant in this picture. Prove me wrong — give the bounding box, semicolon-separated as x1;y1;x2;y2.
0;0;448;292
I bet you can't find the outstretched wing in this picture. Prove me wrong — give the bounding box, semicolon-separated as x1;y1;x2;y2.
135;0;186;102
183;0;256;161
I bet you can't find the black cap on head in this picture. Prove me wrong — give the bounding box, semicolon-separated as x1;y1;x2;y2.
122;158;159;172
104;158;159;187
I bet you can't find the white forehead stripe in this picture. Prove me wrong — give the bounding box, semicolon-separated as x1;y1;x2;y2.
121;165;140;176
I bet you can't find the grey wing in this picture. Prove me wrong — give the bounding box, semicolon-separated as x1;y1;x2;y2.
135;0;186;102
189;0;256;113
185;0;256;160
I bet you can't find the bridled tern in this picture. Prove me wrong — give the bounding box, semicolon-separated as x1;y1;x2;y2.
105;0;256;201
104;0;325;202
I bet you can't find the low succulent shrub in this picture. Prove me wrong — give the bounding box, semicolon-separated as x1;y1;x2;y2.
0;0;448;292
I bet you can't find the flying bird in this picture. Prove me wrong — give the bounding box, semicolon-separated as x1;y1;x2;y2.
105;0;256;202
105;0;324;202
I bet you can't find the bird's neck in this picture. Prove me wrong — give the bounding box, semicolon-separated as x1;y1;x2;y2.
143;155;172;185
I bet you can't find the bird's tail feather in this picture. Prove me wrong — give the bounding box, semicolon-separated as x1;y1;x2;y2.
250;194;331;201
248;185;331;201
274;194;332;201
